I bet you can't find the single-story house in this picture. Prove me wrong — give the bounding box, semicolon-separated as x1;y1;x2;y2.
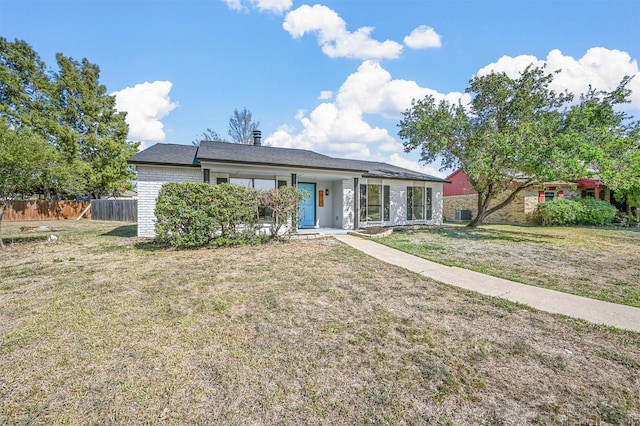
443;168;614;223
127;133;449;237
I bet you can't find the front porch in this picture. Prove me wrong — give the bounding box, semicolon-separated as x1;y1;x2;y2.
295;227;350;236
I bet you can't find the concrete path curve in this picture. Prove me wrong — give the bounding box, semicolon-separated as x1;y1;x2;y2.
334;234;640;333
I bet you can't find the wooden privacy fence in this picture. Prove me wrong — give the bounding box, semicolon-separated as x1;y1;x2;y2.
4;199;137;222
3;200;91;221
90;199;137;222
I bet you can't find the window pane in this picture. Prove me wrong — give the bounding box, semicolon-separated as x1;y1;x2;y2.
230;178;252;187
360;184;367;221
368;185;381;205
367;185;382;221
254;179;276;190
368;205;381;221
412;187;424;220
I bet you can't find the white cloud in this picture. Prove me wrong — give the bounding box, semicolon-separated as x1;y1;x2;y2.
223;0;291;14
112;81;178;142
404;25;442;49
282;4;403;60
265;61;469;160
223;0;246;12
318;90;333;100
387;153;446;178
477;47;640;109
252;0;292;14
337;60;470;119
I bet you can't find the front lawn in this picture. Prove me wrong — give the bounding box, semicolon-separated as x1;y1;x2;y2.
377;224;640;307
1;221;639;424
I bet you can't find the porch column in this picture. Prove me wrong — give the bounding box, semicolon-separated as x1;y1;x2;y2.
291;174;298;232
354;177;359;229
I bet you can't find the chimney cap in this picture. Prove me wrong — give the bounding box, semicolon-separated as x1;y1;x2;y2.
252;129;262;146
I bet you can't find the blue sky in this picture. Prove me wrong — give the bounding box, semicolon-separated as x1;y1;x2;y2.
1;0;639;177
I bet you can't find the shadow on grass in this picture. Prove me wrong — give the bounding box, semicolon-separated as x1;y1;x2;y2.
3;234;50;245
430;226;557;244
134;239;174;252
101;224;137;238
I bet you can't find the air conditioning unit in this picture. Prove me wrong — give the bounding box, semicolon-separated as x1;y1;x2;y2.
455;209;472;221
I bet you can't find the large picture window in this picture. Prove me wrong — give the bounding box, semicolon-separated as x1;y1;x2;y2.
230;178;276;219
407;186;432;221
360;184;390;222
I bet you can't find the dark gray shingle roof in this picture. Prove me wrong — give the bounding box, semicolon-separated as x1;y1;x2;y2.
340;159;449;183
128;143;199;166
196;141;368;173
129;141;448;183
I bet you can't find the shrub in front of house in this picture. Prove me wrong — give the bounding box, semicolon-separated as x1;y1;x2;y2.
155;182;260;247
534;198;617;226
574;197;618;226
258;186;308;238
534;199;579;226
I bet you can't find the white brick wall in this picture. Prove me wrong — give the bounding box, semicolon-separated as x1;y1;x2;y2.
136;166;202;237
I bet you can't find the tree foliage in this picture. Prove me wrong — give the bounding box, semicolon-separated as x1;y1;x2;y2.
0;122;59;247
228;107;260;144
399;65;638;227
563;77;640;209
258;186;307;239
192;128;226;146
0;37;139;200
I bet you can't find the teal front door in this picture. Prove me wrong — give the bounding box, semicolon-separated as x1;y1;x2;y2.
297;183;316;227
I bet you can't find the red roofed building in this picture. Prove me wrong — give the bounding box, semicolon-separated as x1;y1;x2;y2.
443;169;615;224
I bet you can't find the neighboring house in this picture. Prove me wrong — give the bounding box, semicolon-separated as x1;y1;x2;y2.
443;169;612;224
127;134;449;237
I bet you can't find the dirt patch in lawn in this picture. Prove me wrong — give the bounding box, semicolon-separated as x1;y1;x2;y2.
1;221;639;424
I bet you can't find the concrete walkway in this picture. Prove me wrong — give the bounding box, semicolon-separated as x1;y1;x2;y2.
334;234;640;333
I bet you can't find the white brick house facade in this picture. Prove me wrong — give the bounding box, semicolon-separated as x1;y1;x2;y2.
129;141;449;238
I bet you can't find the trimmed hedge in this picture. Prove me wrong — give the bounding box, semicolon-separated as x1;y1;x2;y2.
535;197;617;226
155;182;260;247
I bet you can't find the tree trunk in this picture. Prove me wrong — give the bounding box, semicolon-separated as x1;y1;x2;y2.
465;184;532;228
0;200;7;249
467;187;494;228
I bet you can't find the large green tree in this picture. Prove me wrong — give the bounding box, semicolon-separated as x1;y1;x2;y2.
0;121;60;248
228;107;260;144
563;78;640;213
0;38;53;134
54;53;138;198
0;37;138;199
399;66;636;227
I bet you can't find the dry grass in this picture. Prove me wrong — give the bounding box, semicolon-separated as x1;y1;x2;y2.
1;220;639;425
378;224;640;307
